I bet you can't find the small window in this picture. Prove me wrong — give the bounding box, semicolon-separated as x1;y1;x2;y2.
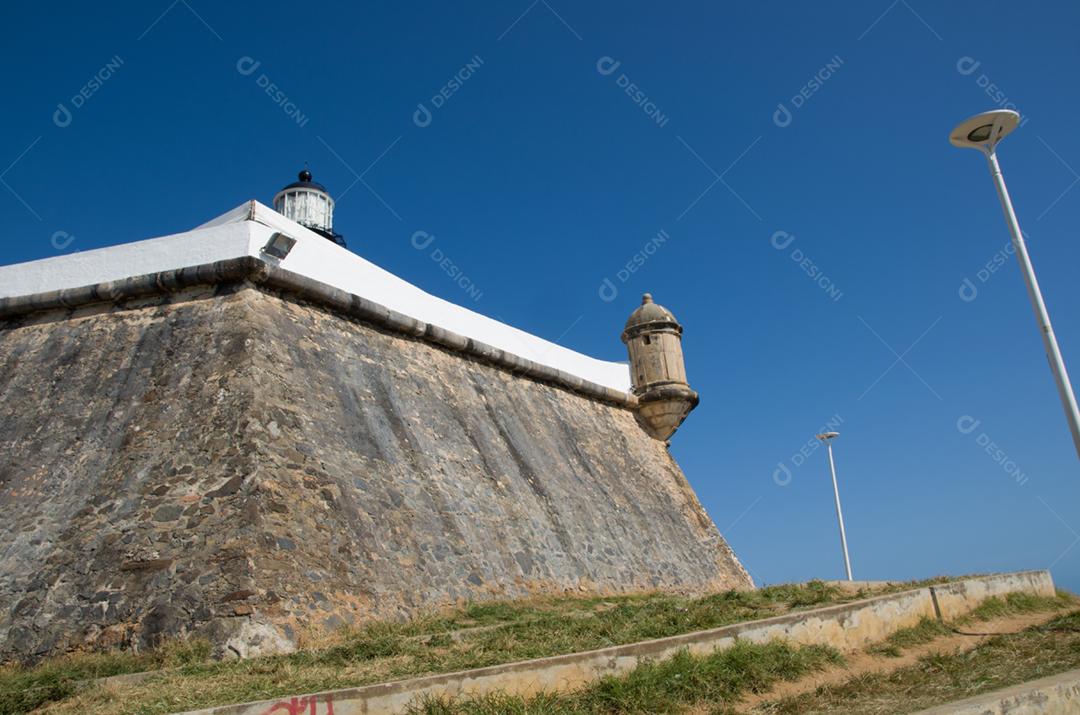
643;335;651;345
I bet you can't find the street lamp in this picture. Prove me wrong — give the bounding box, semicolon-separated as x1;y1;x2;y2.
950;109;1080;460
816;431;852;581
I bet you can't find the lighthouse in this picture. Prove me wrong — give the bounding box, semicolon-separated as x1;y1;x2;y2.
621;293;699;441
273;168;346;247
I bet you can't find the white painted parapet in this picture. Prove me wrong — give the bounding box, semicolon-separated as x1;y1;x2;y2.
0;201;631;393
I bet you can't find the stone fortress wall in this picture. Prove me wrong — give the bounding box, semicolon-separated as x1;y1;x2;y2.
0;262;751;661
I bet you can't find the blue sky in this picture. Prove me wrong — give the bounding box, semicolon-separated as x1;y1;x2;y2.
3;1;1079;590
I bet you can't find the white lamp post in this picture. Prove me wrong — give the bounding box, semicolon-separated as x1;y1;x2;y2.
950;110;1080;460
816;431;852;581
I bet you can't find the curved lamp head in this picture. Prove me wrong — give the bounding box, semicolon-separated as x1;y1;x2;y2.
816;431;840;442
949;109;1020;152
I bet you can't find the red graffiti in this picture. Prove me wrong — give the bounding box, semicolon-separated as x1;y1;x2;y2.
260;695;334;715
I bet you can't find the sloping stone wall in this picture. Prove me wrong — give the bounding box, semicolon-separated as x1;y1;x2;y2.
0;286;750;661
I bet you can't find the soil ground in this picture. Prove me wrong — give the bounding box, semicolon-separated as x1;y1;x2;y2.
730;610;1061;713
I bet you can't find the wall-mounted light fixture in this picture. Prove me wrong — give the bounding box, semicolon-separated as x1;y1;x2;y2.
261;232;297;260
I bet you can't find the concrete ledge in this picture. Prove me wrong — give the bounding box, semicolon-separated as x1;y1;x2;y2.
928;570;1057;621
913;667;1080;714
0;257;638;410
174;570;1054;715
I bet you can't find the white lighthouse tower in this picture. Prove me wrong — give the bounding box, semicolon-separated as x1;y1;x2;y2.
273;168;346;246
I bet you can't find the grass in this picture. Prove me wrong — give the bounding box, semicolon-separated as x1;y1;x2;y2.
866;618;951;658
407;591;1079;715
0;640;211;715
2;580;1066;715
1;579;877;715
864;590;1076;658
961;590;1074;622
408;641;843;715
757;608;1080;714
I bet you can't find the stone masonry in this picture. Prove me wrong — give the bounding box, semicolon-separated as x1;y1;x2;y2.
0;275;751;662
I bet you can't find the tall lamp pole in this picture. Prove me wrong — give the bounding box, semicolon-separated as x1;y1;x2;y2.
950;109;1080;460
817;432;852;581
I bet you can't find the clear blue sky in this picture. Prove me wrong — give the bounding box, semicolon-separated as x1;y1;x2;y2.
3;1;1079;590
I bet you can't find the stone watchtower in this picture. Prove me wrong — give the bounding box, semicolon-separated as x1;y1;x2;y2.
621;293;699;441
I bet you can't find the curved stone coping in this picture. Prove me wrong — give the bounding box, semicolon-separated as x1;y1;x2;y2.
913;667;1080;714
174;571;1055;715
0;257;638;409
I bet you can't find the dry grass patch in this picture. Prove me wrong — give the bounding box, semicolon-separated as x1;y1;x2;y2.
4;579;882;715
749;594;1080;714
409;641;843;715
867;590;1075;658
401;591;1078;715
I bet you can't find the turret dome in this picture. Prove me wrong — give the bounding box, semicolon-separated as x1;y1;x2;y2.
623;294;681;341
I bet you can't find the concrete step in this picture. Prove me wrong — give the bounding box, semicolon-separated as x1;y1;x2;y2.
914;666;1080;714
174;570;1055;715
